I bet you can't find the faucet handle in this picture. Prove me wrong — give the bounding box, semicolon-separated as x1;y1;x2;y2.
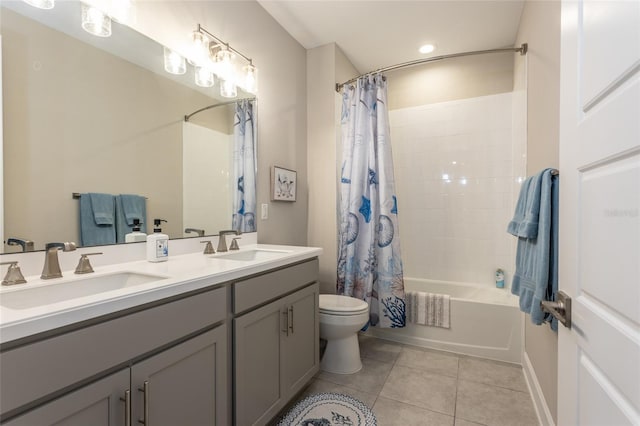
75;252;102;274
46;242;77;252
201;241;215;255
229;237;241;251
0;261;27;286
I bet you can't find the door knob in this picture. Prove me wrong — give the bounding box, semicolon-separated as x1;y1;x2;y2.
540;291;571;328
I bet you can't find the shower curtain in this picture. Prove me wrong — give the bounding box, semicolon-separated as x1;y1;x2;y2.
232;99;256;232
337;74;406;328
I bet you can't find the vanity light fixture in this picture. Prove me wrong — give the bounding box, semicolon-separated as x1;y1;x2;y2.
23;0;55;9
81;3;112;37
163;47;186;75
192;24;258;96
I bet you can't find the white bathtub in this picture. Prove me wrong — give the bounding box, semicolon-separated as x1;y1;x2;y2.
368;278;523;363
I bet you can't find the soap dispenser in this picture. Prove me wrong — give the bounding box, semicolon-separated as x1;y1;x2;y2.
125;219;147;243
147;219;168;262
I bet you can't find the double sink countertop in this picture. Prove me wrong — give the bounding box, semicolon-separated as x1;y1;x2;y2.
0;244;322;345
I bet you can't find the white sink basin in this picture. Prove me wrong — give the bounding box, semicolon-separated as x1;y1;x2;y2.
0;272;168;310
213;249;290;262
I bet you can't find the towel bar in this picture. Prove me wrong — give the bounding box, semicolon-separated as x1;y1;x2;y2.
73;193;148;199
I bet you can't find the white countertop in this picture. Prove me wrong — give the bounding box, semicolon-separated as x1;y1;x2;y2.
0;244;322;345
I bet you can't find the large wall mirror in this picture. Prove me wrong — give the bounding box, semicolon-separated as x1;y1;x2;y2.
1;1;257;253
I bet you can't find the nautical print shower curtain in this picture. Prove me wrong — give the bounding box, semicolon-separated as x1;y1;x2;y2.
337;74;406;328
232;99;257;232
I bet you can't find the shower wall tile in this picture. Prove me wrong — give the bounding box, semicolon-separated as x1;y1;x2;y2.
390;92;525;288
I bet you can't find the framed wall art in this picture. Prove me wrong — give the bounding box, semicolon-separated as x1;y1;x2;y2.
271;166;297;202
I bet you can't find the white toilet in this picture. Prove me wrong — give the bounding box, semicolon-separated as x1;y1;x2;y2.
319;294;369;374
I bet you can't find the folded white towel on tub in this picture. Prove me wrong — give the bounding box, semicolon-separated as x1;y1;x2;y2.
406;291;450;329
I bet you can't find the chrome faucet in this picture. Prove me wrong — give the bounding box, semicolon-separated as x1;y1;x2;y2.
41;242;76;279
217;230;240;253
185;228;205;237
7;238;34;252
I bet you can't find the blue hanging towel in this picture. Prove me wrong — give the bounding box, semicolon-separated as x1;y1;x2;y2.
79;193;116;246
115;194;147;243
509;169;559;330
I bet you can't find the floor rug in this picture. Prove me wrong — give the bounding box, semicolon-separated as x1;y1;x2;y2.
277;392;377;426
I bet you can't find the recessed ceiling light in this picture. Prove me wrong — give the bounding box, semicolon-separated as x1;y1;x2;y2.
419;44;435;54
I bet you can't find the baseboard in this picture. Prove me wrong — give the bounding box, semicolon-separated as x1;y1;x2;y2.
523;351;555;426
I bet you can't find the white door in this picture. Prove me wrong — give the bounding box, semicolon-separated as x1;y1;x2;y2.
558;0;640;425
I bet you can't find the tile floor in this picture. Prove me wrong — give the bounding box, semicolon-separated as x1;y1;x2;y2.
276;335;538;426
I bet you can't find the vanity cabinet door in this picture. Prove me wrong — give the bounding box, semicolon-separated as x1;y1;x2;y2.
281;283;319;397
130;325;228;426
3;369;129;426
234;299;285;426
234;282;319;426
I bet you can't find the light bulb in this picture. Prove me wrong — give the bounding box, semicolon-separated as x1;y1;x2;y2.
214;47;233;81
163;47;186;75
419;44;435;54
243;63;258;94
81;3;112;37
220;79;237;98
23;0;54;9
189;31;209;66
195;66;215;88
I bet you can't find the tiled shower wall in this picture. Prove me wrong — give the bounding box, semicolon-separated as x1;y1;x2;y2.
390;92;526;287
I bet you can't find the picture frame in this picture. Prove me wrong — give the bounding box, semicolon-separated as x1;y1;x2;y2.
271;166;297;202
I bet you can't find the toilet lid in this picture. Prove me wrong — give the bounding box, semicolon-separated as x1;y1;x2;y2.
319;294;369;314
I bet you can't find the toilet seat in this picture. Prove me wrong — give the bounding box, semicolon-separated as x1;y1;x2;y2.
319;294;369;316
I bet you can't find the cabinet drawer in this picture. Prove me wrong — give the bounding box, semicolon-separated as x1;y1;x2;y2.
0;285;226;417
233;259;318;314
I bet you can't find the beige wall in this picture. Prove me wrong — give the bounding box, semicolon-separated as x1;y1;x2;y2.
388;53;514;110
514;0;561;423
130;1;308;246
307;43;358;294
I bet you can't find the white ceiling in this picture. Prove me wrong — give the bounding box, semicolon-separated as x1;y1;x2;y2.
257;0;526;74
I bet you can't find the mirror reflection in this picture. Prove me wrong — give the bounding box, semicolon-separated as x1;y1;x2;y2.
1;1;257;253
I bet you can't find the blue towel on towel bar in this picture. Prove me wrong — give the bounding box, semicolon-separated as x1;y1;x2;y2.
507;172;546;238
115;194;147;243
79;193;116;246
89;193;115;225
510;168;559;331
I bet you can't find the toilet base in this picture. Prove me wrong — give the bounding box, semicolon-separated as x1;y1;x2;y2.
320;334;362;374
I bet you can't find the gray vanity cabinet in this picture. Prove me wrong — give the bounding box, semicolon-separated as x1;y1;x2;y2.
3;369;129;426
130;326;228;426
4;327;227;426
0;286;229;426
233;260;319;426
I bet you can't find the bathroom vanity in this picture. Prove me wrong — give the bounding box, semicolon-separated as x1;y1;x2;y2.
0;245;321;426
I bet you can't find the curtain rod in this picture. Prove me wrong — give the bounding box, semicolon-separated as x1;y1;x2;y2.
335;43;528;92
184;97;256;122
